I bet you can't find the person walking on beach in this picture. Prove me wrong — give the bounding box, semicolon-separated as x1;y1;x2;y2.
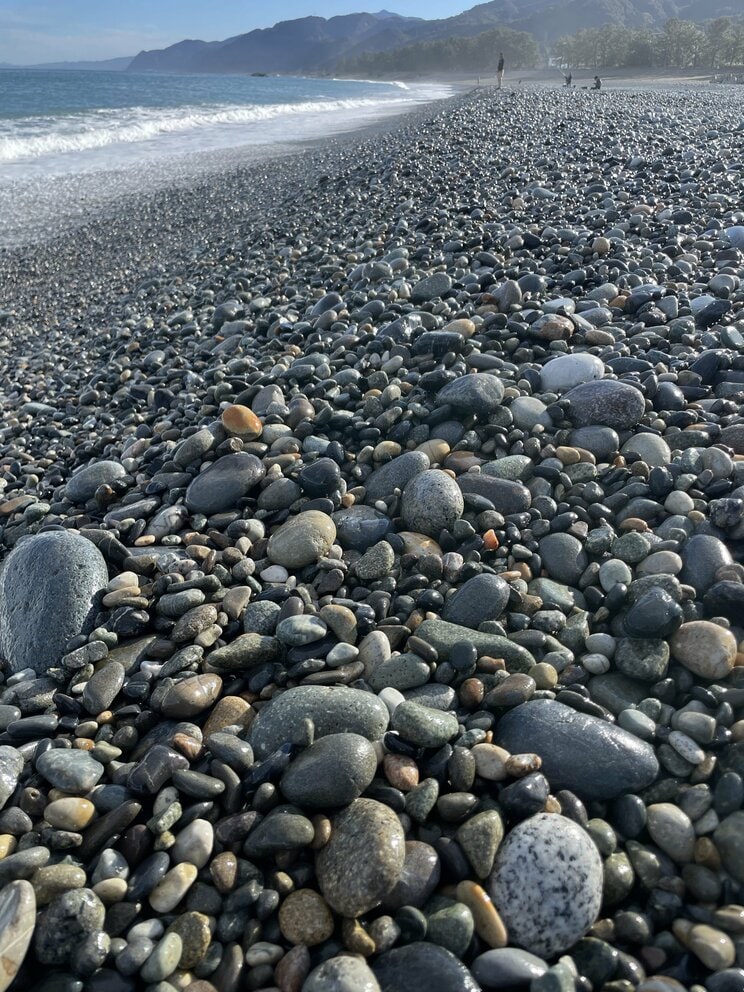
593;75;602;90
496;52;505;90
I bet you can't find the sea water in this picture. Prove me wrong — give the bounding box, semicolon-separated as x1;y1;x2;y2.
0;70;451;246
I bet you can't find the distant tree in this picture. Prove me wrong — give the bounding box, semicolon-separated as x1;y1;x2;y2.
553;16;743;70
336;26;539;77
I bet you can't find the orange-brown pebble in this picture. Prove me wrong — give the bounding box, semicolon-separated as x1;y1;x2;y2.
477;656;505;673
202;696;253;738
210;851;238;894
341;918;376;956
505;753;542;777
619;517;649;532
44;797;96;831
274;943;311;992
167;911;213;969
172;733;204;761
482;529;500;550
221;404;263;439
555;446;581;465
456;880;508;948
459;678;485;708
279;889;334;946
384;753;420;791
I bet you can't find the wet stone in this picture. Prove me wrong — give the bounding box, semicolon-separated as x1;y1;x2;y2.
0;531;109;675
280;733;378;808
248;685;389;759
185;451;265;514
373;942;481;992
564;380;645;430
36;750;104;793
495;699;659;800
437;372;504;416
315;799;405;917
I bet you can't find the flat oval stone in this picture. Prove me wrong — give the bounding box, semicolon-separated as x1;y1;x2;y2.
267;510;336;567
443;573;510;629
472;948;548;989
437;373;505;416
82;661;125;714
248;685;389;759
540;354;605;392
280;733;378;808
65;460;126;503
488;813;602;958
364;451;430;504
185;451;265;514
0;880;36;992
494;699;658;800
564;380;645;430
372;942;481;992
36;750;104;794
416;618;535;673
159;674;223;718
316;799;405;917
456;475;531;515
332;505;392;551
391;701;459;748
670;621;737;680
679;534;733;596
0;531;108;674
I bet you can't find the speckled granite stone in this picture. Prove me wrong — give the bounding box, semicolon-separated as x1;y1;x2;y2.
488;813;603;958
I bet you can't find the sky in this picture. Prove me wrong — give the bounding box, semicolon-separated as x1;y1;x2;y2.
0;0;472;64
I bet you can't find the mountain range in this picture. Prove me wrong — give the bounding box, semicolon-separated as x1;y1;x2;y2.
127;0;742;73
3;0;740;74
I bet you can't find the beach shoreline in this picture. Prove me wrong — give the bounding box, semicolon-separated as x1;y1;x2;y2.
0;84;743;990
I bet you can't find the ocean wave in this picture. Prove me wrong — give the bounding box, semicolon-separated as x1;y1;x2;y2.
0;95;414;164
331;77;410;90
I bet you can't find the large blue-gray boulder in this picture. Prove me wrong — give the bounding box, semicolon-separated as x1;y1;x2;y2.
0;531;108;674
495;699;658;800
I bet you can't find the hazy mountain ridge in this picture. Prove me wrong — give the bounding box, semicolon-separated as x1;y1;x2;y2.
0;56;134;71
25;0;734;76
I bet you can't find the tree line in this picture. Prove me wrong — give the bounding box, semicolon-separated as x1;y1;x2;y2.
336;27;539;77
554;17;744;69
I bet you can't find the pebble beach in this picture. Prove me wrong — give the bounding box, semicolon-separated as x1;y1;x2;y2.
1;85;744;992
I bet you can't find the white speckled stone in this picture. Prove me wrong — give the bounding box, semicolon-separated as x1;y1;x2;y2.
488;813;603;958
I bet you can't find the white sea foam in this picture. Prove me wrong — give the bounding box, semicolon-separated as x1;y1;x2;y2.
0;95;418;164
0;78;452;247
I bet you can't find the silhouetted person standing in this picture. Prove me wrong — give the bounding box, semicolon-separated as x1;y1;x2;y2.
496;52;505;90
593;75;602;89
